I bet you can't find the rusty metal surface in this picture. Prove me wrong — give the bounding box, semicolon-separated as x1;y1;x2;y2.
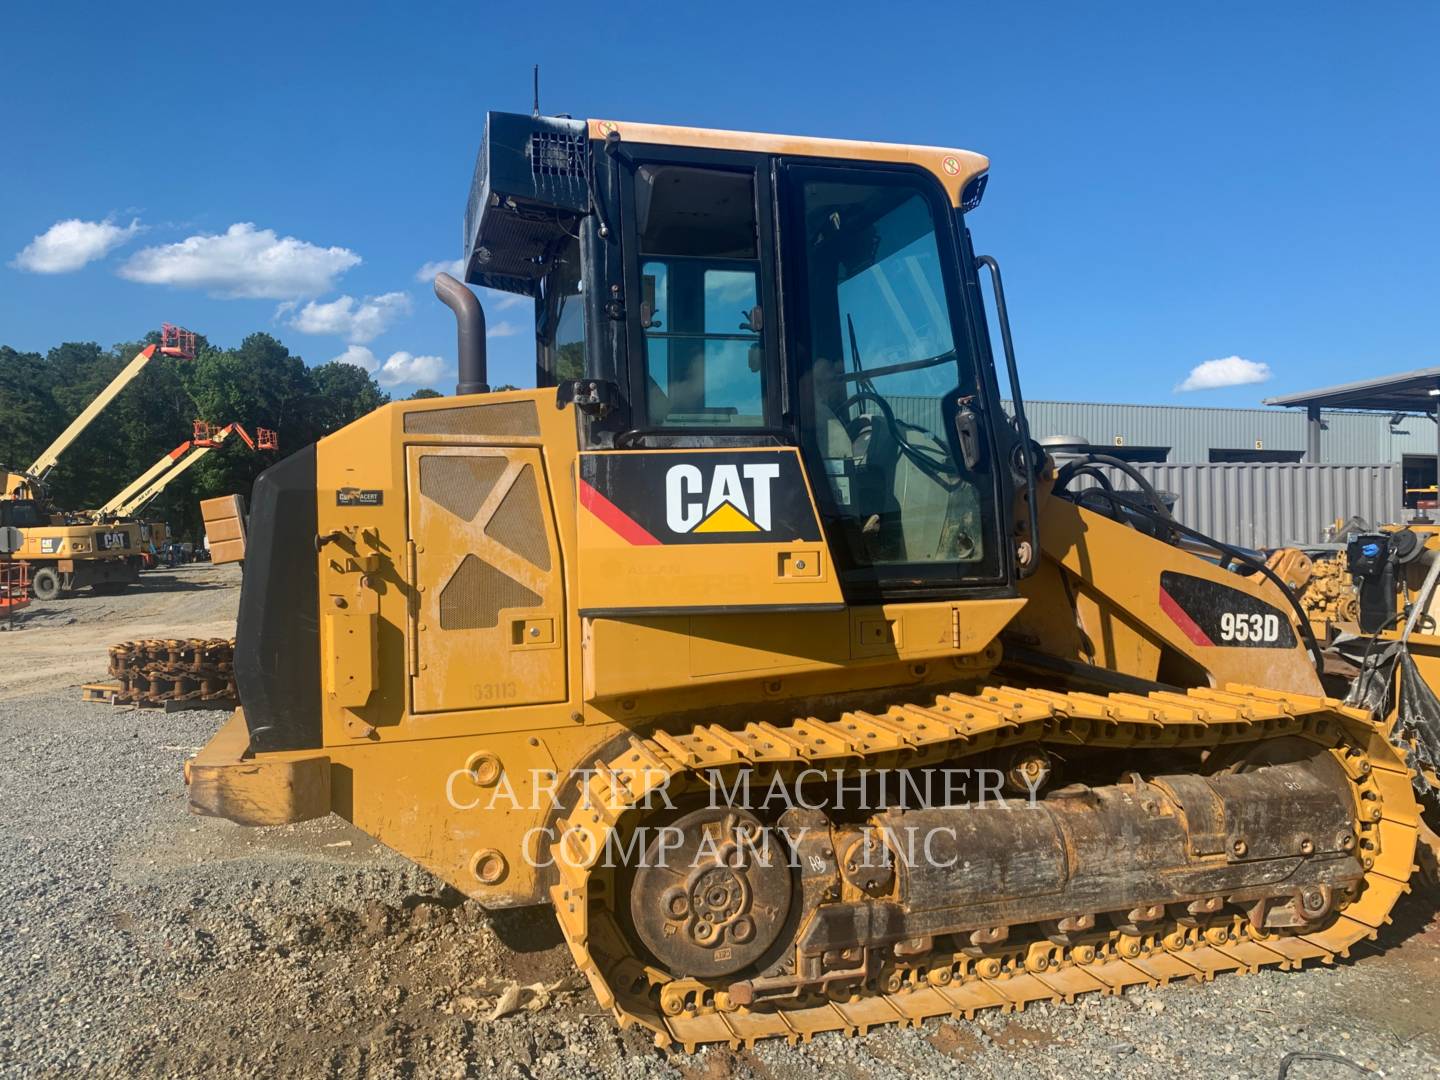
106;638;236;707
628;807;793;979
547;685;1419;1050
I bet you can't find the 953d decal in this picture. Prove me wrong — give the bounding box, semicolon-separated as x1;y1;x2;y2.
1158;571;1296;648
579;450;823;546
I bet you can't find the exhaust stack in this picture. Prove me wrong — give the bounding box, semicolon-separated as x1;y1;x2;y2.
433;272;488;395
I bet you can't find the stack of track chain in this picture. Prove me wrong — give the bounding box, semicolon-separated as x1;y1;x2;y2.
107;638;236;706
548;684;1420;1051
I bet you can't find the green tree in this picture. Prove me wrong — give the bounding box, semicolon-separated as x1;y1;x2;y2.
408;387;442;399
0;328;389;542
313;361;391;431
0;346;56;470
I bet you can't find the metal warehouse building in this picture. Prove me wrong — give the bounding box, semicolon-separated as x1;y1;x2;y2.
1000;400;1422;549
895;369;1440;548
1018;399;1436;473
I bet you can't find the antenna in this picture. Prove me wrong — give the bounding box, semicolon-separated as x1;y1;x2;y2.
532;64;540;117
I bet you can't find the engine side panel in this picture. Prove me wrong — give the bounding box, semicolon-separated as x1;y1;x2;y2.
1016;496;1323;695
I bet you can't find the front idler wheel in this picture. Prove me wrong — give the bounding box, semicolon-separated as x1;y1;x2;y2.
628;806;792;980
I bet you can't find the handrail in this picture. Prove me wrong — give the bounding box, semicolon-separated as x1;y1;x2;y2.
975;254;1040;577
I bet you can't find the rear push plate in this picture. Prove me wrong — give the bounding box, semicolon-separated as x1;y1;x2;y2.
1159;570;1296;648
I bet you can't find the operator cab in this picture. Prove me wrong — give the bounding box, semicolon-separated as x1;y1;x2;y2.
462;112;1032;601
0;499;46;529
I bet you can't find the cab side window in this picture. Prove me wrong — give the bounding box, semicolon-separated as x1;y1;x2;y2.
635;165;766;427
537;236;584;387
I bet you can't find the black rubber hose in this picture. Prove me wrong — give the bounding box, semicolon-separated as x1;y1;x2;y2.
1063;484;1325;677
1055;452;1177;527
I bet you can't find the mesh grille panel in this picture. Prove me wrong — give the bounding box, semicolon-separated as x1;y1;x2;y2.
529;131;586;178
485;464;550;570
419;456;507;522
404;401;540;437
439;554;541;630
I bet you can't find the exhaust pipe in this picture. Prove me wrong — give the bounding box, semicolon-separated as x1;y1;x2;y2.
433;272;488;395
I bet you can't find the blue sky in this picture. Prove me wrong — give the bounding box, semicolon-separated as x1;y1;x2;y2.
4;2;1437;403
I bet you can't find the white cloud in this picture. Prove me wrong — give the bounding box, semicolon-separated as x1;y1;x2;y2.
415;258;463;282
330;345;448;388
119;223;360;299
11;217;143;273
377;351;447;387
1175;355;1273;392
330;344;379;373
289;291;411;343
487;320;521;339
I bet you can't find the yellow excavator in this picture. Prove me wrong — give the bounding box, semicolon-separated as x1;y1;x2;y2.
1;325;195;599
187;113;1421;1050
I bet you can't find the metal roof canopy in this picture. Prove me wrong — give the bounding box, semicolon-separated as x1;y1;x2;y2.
1264;367;1440;464
1265;366;1440;412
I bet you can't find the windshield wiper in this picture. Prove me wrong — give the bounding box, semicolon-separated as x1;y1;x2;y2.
835;351;956;383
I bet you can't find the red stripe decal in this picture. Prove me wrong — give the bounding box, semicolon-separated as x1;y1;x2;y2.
579;478;661;546
1159;586;1213;646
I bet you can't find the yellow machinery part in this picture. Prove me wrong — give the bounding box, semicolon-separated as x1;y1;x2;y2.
547;684;1418;1050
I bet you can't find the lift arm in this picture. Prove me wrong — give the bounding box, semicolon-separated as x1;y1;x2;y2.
97;438;195;516
26;325;197;483
112;423;255;518
28;345;158;480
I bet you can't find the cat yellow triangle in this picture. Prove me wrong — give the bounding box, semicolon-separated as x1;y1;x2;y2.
693;501;761;533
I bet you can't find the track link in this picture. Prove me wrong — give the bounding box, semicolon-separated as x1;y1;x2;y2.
548;684;1420;1050
107;638;236;706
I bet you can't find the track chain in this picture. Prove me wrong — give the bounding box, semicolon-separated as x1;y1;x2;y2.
107;638;236;706
548;684;1420;1050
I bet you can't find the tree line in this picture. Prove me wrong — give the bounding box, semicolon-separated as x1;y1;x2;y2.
0;331;433;541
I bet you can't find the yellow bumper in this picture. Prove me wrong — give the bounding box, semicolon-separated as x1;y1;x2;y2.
185;709;332;826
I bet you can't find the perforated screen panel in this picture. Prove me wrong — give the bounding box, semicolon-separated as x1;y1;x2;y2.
438;553;542;630
403;401;540;438
485;464;550;570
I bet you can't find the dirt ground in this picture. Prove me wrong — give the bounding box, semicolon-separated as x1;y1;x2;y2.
0;562;240;699
1;565;1439;1078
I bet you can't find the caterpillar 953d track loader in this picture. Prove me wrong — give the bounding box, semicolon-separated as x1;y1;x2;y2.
188;113;1422;1050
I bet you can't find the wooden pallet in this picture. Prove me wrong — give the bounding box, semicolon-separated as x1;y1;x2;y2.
80;682;235;712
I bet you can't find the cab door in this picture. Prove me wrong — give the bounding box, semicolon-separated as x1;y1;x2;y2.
406;445;565;713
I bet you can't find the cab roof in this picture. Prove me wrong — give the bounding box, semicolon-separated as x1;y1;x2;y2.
585;118;990;209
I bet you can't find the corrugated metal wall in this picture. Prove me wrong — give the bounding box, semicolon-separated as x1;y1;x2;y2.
888;396;1436;464
1076;463;1401;549
1019;400;1436;465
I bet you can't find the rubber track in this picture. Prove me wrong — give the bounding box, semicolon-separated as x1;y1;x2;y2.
548;684;1420;1050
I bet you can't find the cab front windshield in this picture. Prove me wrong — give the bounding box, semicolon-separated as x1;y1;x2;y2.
795;174;999;586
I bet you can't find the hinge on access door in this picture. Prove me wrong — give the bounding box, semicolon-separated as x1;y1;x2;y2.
406;539;420;678
952;606;961;650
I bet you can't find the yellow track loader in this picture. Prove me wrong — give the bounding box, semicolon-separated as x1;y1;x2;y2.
188;113;1421;1049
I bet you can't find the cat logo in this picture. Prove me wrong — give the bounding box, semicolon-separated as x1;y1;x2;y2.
665;463;778;534
578;450;823;547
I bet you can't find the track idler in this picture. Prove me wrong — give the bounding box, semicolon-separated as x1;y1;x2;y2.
729;749;1362;1004
629;807;794;979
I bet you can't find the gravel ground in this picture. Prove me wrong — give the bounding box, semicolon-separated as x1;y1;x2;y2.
1;572;1439;1077
0;563;239;699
